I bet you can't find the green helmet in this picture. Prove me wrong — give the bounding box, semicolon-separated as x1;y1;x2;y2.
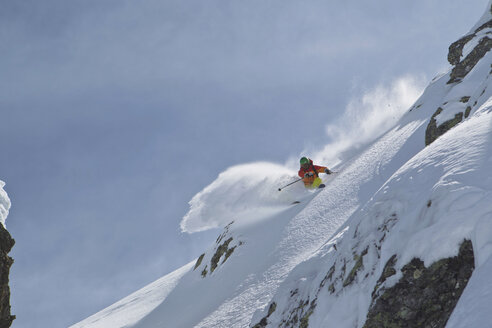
300;157;309;165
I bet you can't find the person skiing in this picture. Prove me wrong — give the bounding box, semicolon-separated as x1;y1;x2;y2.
298;157;332;188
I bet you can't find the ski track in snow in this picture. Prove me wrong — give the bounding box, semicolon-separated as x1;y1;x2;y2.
261;98;492;328
194;122;422;328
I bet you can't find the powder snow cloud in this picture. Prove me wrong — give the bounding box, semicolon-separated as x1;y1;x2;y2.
311;75;426;166
180;162;301;233
181;75;426;233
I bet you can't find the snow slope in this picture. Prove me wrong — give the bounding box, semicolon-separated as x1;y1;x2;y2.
255;97;492;328
71;262;194;328
131;101;429;328
73;2;492;327
0;181;11;228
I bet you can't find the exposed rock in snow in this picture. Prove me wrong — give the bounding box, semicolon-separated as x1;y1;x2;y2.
194;221;243;278
364;240;474;328
448;37;492;84
447;2;492;84
425;107;463;145
0;224;15;328
0;182;14;327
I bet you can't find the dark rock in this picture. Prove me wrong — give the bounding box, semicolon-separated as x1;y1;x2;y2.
343;247;368;287
475;18;492;34
201;265;208;278
447;12;492;79
280;298;316;328
319;264;335;289
0;225;14;327
252;302;277;328
299;308;313;328
267;302;277;317
363;240;474;328
448;34;475;65
372;254;397;298
465;106;472;118
448;37;492;84
210;237;234;273
425;107;464;146
223;245;237;264
194;253;205;271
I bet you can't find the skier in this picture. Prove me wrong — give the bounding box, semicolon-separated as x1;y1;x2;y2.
298;157;332;189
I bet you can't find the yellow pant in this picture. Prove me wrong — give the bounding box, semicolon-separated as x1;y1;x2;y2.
304;177;323;188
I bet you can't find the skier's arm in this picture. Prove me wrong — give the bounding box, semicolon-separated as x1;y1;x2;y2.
314;165;332;174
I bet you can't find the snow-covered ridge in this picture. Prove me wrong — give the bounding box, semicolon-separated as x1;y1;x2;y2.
70;261;194;328
73;2;492;327
254;98;492;327
0;181;11;228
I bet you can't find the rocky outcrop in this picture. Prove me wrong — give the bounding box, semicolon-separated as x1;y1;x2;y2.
343;247;368;287
447;3;492;84
448;34;475;66
193;253;205;271
194;221;242;278
263;296;315;328
210;237;236;273
425;107;464;146
0;225;14;328
252;302;277;328
364;240;474;328
448;37;492;84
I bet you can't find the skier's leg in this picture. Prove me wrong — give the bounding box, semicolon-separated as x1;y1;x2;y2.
312;177;322;188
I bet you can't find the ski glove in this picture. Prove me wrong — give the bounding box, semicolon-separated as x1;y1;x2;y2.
304;172;314;178
325;168;332;174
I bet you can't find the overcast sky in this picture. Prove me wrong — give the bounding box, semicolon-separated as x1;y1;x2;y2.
0;1;487;327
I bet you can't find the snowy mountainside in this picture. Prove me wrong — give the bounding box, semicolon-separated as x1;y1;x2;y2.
70;262;194;328
0;181;11;228
0;181;15;326
73;2;492;328
131;115;426;328
252;99;492;328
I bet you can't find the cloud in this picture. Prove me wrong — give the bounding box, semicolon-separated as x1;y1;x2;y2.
311;75;426;166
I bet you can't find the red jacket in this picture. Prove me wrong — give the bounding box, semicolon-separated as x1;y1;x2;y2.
298;159;327;179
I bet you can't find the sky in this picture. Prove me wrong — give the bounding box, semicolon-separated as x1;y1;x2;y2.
0;0;488;327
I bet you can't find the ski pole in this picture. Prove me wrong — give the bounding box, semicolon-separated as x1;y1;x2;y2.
278;178;303;191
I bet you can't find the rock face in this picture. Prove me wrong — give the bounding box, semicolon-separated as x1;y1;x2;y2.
0;224;14;328
423;3;492;146
448;37;492;84
364;240;474;328
447;4;492;84
193;221;242;278
425;107;464;146
252;302;277;328
425;4;492;146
